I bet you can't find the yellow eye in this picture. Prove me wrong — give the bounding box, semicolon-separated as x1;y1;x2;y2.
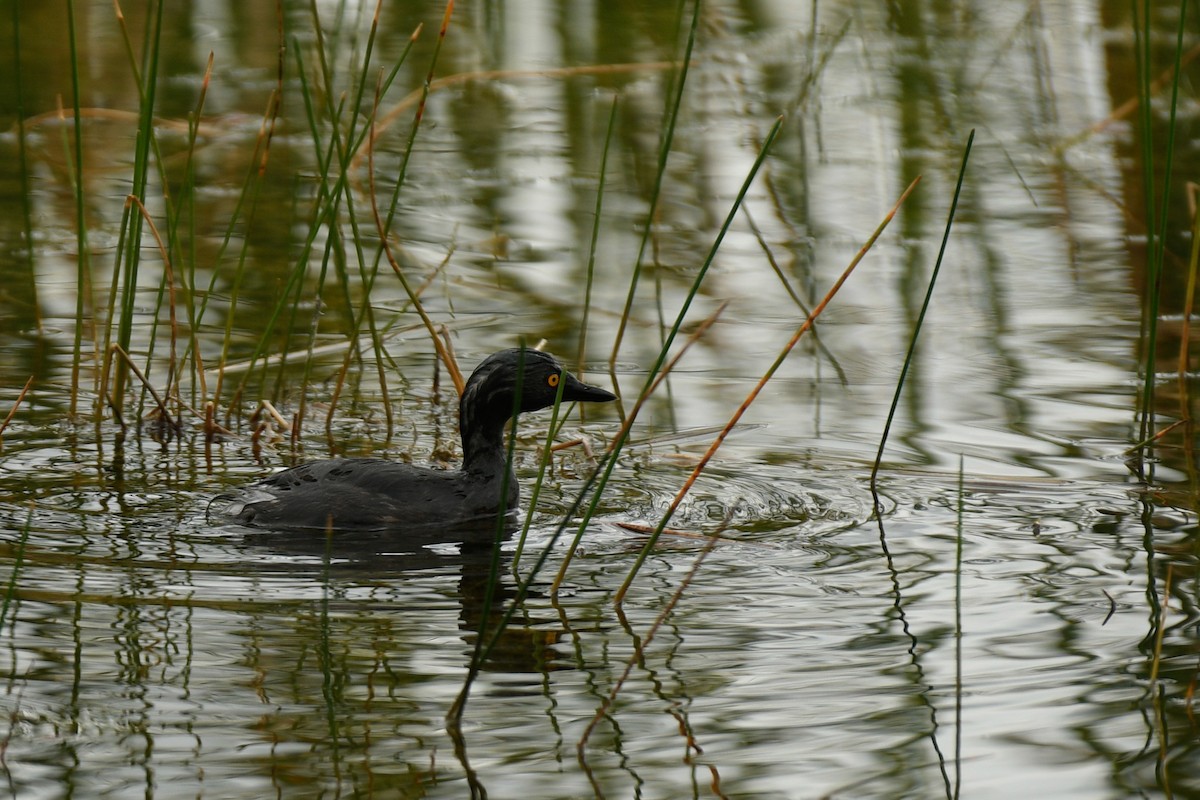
548;373;560;388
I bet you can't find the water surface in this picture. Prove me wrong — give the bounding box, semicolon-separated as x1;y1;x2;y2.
0;1;1196;798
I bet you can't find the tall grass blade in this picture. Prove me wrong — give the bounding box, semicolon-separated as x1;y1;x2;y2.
578;94;620;373
111;0;166;412
165;54;214;405
1132;0;1187;468
870;130;974;496
65;0;91;417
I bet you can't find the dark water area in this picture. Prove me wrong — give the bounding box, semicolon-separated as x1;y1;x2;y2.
0;1;1198;798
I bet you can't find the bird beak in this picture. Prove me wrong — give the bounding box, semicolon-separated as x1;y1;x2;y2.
562;373;617;403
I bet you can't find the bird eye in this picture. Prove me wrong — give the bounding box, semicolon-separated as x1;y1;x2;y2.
547;373;560;388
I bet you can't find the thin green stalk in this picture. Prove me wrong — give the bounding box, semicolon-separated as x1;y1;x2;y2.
577;94;620;374
1134;0;1187;463
552;115;786;593
65;0;90;417
114;0;165;410
304;0;379;410
608;0;702;366
226;43;340;413
320;0;418;438
870;130;974;494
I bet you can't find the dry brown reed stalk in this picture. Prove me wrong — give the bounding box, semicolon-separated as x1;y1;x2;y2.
100;344;178;434
0;377;35;444
1123;419;1187;456
259;2;286;177
610;176;922;606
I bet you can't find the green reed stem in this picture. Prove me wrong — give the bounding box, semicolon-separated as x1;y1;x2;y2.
552;115;786;593
577;94;620;374
870;130;974;495
228;43;341;414
608;0;701;366
112;0;165;412
1132;0;1187;463
65;0;90;417
208;88;283;418
204;9;285;418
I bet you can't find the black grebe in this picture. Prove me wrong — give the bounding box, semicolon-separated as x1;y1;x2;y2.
213;348;616;538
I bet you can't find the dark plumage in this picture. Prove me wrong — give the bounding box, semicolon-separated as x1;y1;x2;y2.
211;348;616;543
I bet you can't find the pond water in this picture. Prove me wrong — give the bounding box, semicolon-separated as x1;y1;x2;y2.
0;1;1197;798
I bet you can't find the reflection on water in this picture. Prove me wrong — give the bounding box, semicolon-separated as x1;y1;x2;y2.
0;0;1198;798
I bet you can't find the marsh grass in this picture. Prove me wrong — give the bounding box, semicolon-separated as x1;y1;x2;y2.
1128;3;1197;777
26;0;906;731
13;0;998;786
1131;0;1187;466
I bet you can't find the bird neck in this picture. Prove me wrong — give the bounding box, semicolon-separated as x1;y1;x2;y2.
460;401;517;480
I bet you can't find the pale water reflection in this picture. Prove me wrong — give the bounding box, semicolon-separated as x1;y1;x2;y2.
0;1;1196;798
